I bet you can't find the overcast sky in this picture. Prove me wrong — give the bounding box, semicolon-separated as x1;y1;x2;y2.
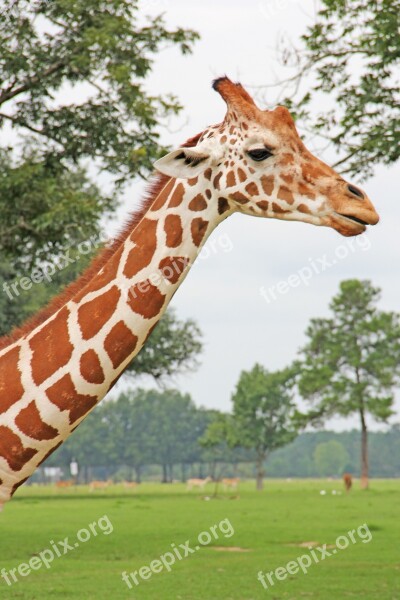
115;0;399;432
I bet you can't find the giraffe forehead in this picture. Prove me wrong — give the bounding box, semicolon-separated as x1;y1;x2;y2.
205;123;286;155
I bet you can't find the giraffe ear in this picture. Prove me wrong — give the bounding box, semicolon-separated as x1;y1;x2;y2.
154;147;214;179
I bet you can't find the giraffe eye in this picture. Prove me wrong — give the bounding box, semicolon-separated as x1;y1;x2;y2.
247;148;273;161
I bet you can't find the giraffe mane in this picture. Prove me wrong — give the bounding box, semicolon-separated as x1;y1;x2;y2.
0;133;204;351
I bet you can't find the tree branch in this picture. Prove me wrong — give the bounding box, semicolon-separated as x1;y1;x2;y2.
0;60;65;106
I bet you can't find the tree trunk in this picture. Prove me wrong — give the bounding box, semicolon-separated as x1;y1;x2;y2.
181;463;186;483
162;464;168;483
256;453;265;491
360;410;369;489
135;465;141;484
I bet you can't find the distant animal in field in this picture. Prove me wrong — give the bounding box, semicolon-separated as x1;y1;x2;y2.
222;477;240;490
123;481;138;490
89;480;112;491
343;473;352;492
186;477;212;491
55;480;74;488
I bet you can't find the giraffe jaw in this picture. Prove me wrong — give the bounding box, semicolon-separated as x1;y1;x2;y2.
329;212;369;237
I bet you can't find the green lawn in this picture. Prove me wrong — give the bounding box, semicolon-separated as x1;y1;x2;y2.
0;479;399;599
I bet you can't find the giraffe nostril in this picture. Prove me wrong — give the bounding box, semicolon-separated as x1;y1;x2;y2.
347;184;365;200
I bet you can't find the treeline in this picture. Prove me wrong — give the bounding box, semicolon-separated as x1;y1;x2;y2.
43;389;252;483
40;388;400;483
266;429;400;479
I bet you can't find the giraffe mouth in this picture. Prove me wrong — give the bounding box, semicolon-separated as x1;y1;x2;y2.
329;212;369;237
337;214;370;227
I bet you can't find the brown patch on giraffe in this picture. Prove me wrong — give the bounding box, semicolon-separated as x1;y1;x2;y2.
15;401;59;441
205;189;212;199
128;282;166;319
277;186;295;205
11;477;29;495
281;173;294;185
220;135;227;144
151;178;175;211
30;307;74;386
257;201;269;211
189;194;208;211
280;153;295;165
261;175;275;196
104;321;138;369
78;286;121;341
230;191;249;204
75;246;124;302
46;374;98;424
237;167;247;183
272;202;289;214
241;121;249;130
80;350;105;384
204;168;212;181
168;182;185;208
213;172;223;190
159;257;188;284
164;214;183;248
191;218;208;247
226;170;236;187
245;182;259;196
302;162;331;182
0;426;38;471
187;177;198;186
124;218;158;278
218;198;230;215
0;346;24;414
298;204;311;214
298;182;316;200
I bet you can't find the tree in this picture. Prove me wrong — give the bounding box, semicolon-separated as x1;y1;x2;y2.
313;440;349;477
232;364;299;491
296;280;400;489
45;405;111;482
279;0;399;179
127;309;202;381
100;392;156;483
146;389;200;483
0;1;198;267
200;412;245;492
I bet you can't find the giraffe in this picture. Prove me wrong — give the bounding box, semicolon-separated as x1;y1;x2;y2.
0;77;379;510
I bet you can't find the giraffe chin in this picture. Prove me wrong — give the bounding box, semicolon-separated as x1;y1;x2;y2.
328;214;367;237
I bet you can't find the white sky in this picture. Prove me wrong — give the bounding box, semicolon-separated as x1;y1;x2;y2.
114;0;400;432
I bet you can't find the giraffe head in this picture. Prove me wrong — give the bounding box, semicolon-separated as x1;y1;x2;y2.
155;77;379;237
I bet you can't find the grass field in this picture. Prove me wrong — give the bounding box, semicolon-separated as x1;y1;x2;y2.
0;479;399;599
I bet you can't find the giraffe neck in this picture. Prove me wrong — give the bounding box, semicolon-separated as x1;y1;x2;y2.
0;176;227;507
